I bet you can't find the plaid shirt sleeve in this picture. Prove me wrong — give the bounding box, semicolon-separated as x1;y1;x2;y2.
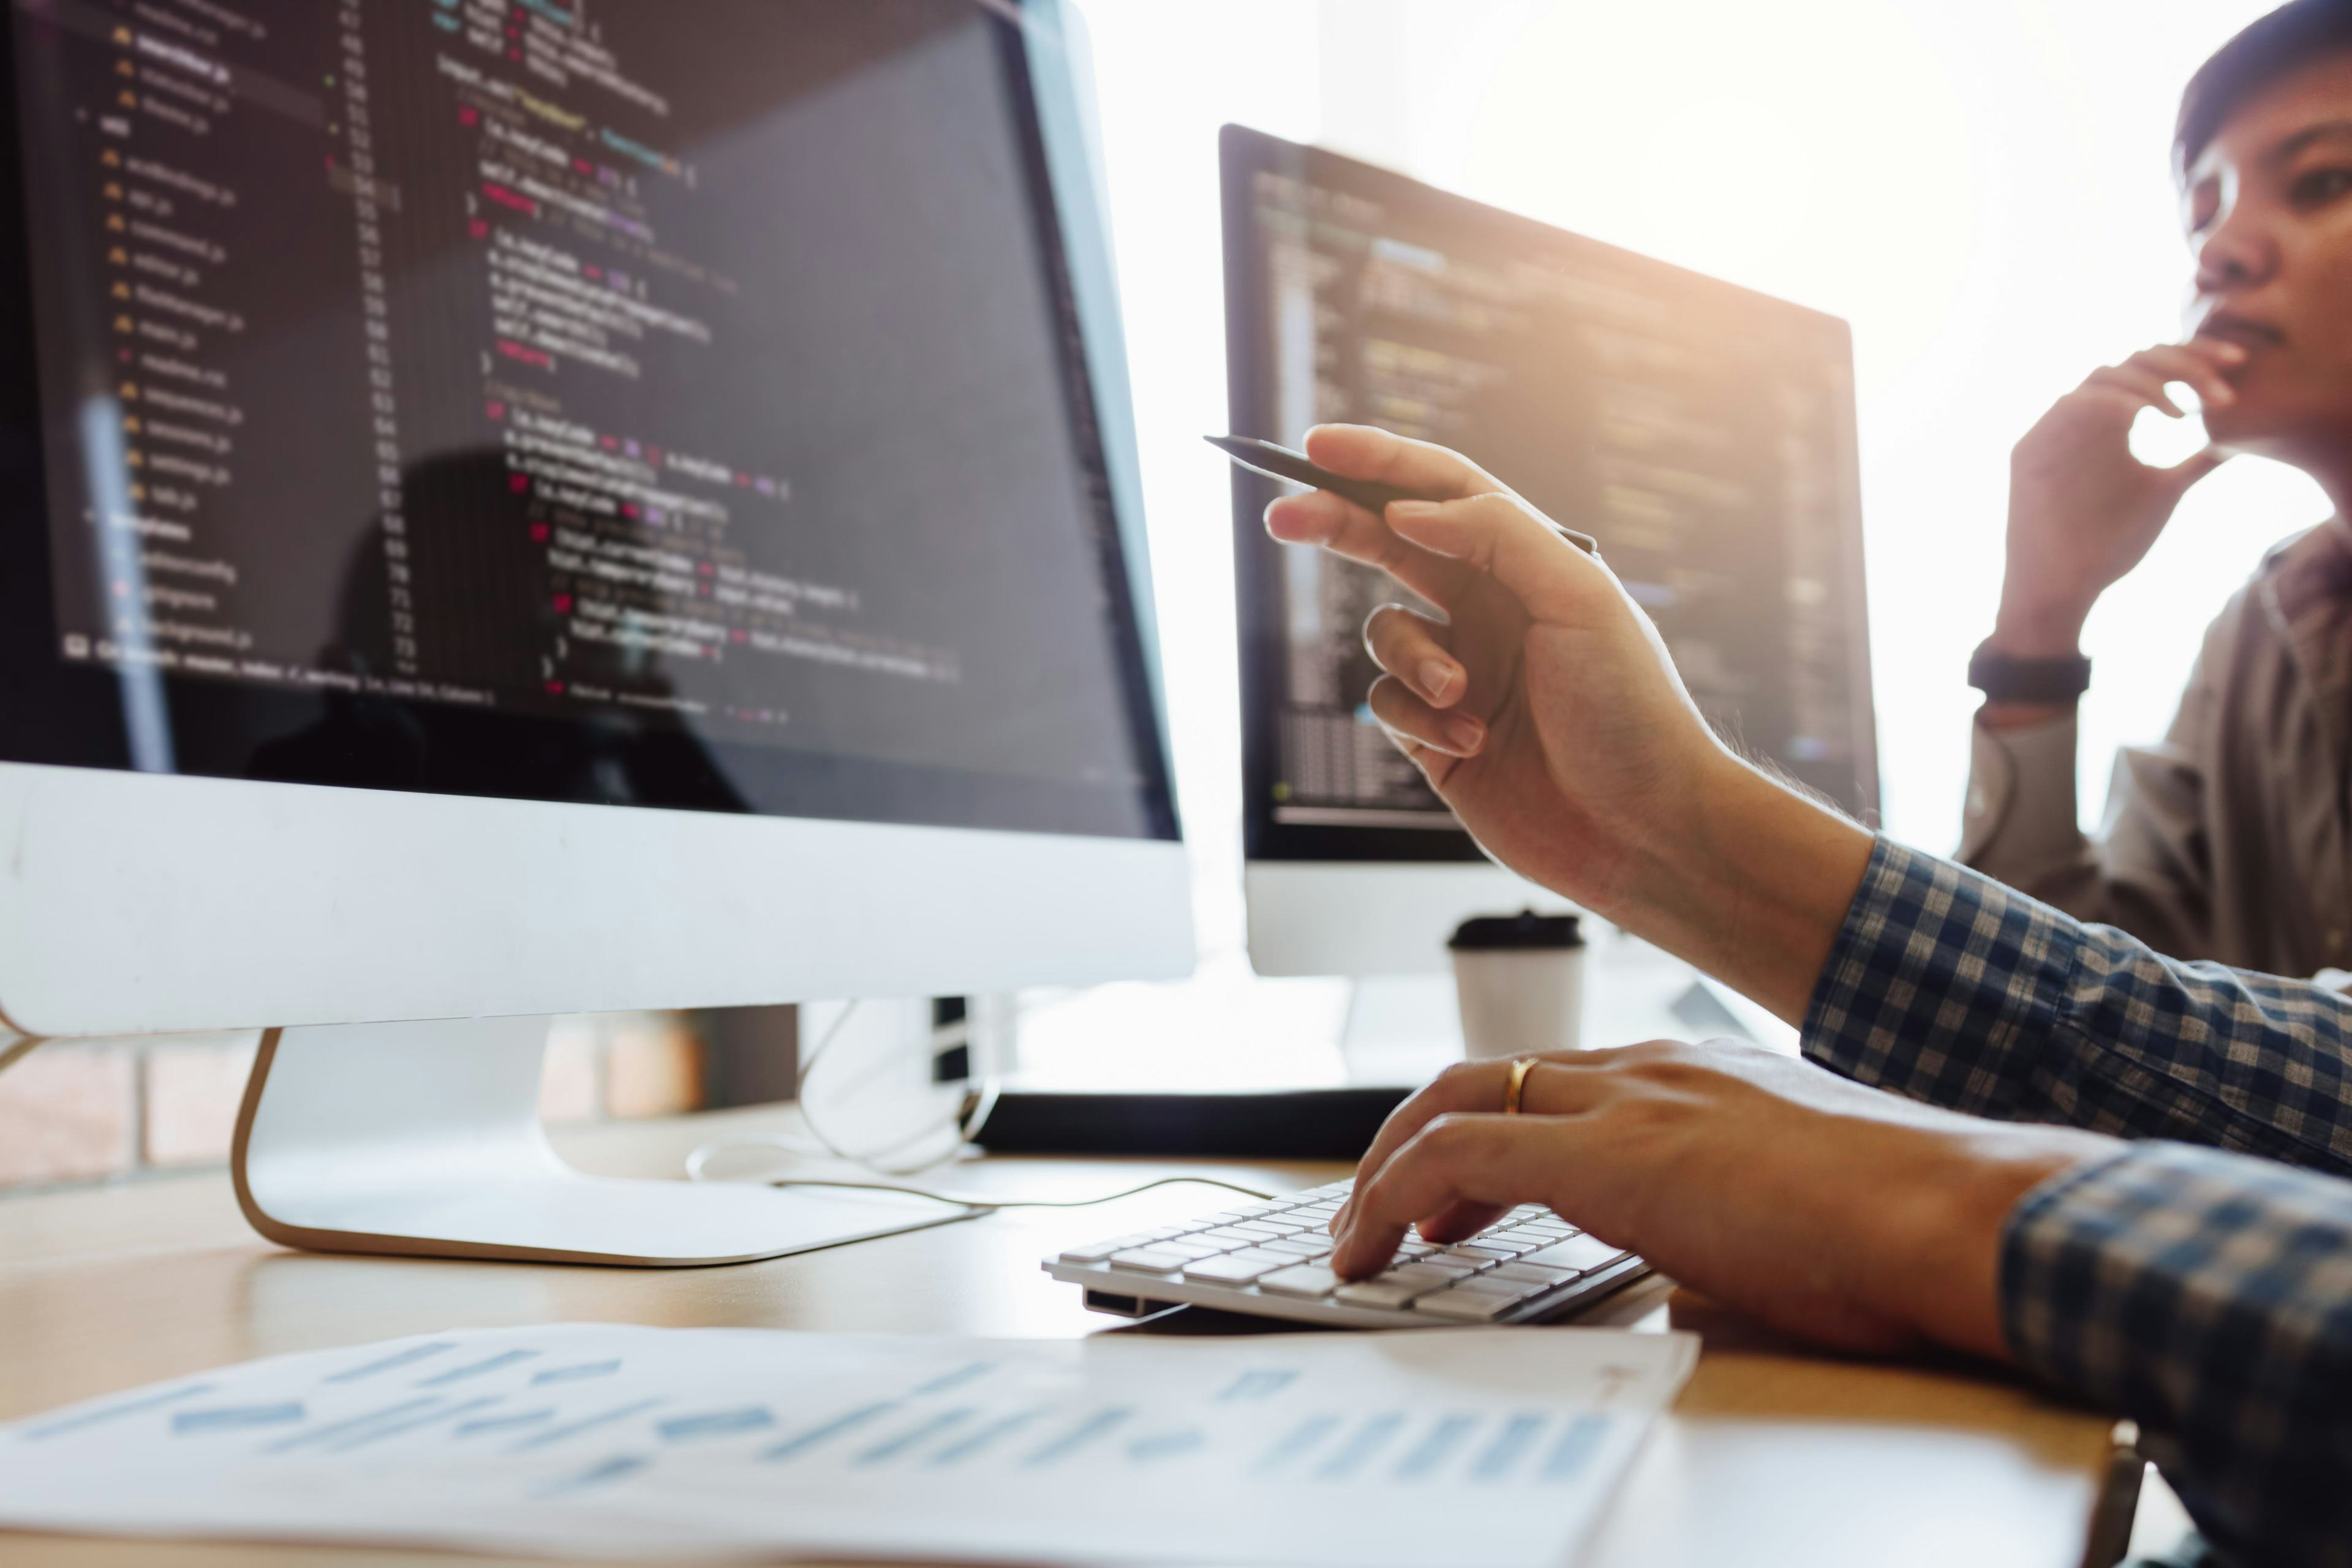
1804;837;2352;1174
1804;838;2352;1564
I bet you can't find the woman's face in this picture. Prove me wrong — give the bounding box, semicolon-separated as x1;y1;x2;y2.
2184;52;2352;465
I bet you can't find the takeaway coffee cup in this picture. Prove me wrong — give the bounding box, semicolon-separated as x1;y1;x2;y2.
1447;910;1587;1061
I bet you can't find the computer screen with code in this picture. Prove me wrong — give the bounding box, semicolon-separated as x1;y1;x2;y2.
0;0;1175;839
1224;127;1876;860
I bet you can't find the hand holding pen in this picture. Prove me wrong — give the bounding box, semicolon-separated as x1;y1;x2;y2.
1241;424;1721;930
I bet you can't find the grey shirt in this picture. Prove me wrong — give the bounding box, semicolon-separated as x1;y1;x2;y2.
1960;520;2352;976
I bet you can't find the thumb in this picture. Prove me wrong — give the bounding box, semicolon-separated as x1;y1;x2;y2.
1386;492;1605;623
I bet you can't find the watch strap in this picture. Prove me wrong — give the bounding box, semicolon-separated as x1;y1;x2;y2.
1967;641;2091;703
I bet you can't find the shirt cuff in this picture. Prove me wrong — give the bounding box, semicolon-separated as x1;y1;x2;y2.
1800;837;2075;1115
1960;712;2080;867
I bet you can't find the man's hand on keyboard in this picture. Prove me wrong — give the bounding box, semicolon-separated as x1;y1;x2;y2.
1328;1042;2111;1359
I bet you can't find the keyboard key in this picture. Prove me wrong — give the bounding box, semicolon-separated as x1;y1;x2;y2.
1413;1287;1520;1322
1257;1264;1343;1298
1333;1278;1431;1310
1182;1249;1292;1284
1229;1221;1289;1237
1489;1262;1580;1286
1107;1248;1193;1274
1431;1250;1496;1272
1145;1240;1224;1262
1523;1235;1632;1273
1411;1250;1486;1278
1384;1262;1470;1289
1055;1237;1134;1264
1446;1272;1545;1302
1448;1242;1520;1261
1194;1227;1266;1248
1262;1236;1332;1259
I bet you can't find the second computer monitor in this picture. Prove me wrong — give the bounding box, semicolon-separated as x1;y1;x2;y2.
1223;126;1877;976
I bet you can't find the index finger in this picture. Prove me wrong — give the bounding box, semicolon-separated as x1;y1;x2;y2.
1302;424;1513;502
1332;1060;1509;1233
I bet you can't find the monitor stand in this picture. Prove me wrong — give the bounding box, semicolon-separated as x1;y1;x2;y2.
229;1016;969;1266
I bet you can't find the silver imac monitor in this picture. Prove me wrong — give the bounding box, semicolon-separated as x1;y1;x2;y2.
1222;127;1878;978
0;0;1191;1263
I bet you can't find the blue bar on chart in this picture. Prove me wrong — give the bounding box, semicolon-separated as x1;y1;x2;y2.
458;1409;554;1438
911;1361;993;1396
533;1453;651;1498
1395;1414;1477;1481
762;1401;898;1463
333;1396;501;1453
1314;1412;1404;1481
855;1407;974;1467
266;1397;443;1454
1023;1407;1131;1469
1216;1369;1298;1403
532;1361;621;1386
28;1385;213;1441
325;1344;453;1384
1128;1428;1205;1463
657;1407;775;1442
168;1403;304;1434
1471;1414;1546;1482
418;1350;540;1387
510;1398;665;1454
928;1407;1043;1467
1541;1415;1610;1483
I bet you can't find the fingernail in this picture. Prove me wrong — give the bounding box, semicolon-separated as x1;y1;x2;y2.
1419;658;1459;703
1444;716;1484;754
2215;341;2249;361
2207;383;2236;404
1387;499;1439;521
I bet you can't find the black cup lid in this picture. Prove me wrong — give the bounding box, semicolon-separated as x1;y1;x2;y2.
1447;910;1584;951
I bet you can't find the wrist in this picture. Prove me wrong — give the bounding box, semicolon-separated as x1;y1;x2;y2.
1613;753;1875;1025
1987;595;2090;660
1872;1126;2116;1361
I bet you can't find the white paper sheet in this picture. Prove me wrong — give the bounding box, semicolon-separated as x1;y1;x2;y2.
0;1322;1695;1567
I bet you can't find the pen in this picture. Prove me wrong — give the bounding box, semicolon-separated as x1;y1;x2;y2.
1207;434;1599;557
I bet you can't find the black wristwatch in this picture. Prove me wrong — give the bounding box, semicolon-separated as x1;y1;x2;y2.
1967;641;2092;703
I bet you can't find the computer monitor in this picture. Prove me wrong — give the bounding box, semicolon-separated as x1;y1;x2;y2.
0;0;1191;1264
1222;127;1877;978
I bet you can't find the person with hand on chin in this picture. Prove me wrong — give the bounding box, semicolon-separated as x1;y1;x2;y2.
1965;0;2352;975
1262;415;2352;1559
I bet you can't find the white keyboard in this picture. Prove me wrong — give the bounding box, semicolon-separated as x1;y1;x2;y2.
1041;1180;1648;1329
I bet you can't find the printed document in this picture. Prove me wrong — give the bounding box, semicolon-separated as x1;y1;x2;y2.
0;1322;1695;1566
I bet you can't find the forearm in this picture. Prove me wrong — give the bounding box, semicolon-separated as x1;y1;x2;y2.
1600;753;1875;1027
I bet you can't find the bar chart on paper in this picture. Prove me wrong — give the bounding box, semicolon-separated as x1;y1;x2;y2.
0;1322;1696;1568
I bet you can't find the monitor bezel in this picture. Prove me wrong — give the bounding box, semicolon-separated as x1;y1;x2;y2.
1221;124;1880;865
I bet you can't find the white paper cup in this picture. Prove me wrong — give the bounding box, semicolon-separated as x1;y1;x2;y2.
1449;911;1586;1061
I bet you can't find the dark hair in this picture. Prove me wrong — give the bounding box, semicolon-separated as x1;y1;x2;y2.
2177;0;2352;173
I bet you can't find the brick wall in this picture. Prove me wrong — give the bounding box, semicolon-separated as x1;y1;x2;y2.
0;1011;710;1195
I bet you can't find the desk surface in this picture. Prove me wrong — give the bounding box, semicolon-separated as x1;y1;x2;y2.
0;1105;2118;1567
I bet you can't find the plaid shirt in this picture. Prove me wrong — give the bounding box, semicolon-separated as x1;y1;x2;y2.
1805;838;2352;1567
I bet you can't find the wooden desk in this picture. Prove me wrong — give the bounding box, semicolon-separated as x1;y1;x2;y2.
0;1105;2121;1567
